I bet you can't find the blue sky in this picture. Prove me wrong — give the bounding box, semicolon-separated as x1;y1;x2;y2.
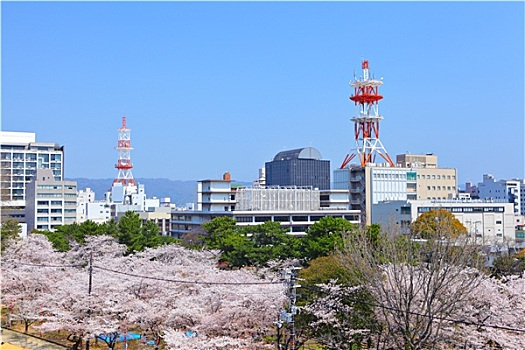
2;1;524;187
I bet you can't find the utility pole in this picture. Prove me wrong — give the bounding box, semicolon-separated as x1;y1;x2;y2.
277;267;301;350
86;252;93;350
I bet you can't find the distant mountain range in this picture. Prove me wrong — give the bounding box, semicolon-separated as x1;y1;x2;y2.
68;178;251;207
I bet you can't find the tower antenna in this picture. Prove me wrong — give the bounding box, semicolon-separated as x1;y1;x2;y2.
113;116;136;186
340;60;395;168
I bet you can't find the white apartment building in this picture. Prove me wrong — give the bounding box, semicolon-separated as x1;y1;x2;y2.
1;131;64;222
77;188;111;224
25;169;77;232
197;173;237;212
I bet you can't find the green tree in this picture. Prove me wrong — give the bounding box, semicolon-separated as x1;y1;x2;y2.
297;255;378;349
242;221;300;266
202;216;238;248
117;211;176;253
301;216;356;260
117;211;142;249
1;218;21;251
299;255;353;301
411;209;467;239
100;219;119;238
42;229;70;252
492;254;525;278
202;217;300;267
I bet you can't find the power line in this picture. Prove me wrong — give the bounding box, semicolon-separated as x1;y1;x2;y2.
300;283;525;334
92;264;282;286
3;260;283;286
5;261;84;268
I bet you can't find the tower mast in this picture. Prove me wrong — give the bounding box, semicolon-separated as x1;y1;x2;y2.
340;60;395;169
113;116;136;186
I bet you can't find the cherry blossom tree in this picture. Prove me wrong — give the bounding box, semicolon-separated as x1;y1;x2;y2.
302;282;374;349
2;234;287;349
125;244;287;349
340;228;486;350
440;274;525;349
1;234;66;332
36;235;135;349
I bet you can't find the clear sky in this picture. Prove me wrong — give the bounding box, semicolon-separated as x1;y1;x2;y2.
2;1;524;187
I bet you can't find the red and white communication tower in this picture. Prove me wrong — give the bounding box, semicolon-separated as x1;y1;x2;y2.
340;60;395;169
113;116;136;186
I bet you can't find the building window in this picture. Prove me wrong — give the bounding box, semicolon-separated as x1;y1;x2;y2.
237;217;253;223
406;172;417;181
255;216;271;223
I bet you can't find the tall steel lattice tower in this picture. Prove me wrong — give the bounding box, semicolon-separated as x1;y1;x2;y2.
340;60;395;169
113;116;136;186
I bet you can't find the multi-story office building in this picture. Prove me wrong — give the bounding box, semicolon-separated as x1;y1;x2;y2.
334;153;457;225
1;131;65;223
477;174;524;216
25;169;77;232
171;176;360;238
372;199;516;243
265;147;330;190
334;165;416;224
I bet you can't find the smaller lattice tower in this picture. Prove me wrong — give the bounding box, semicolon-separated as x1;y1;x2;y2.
340;60;395;169
113;116;136;186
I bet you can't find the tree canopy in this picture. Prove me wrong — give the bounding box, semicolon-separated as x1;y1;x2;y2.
202;217;301;267
410;209;467;239
38;211;176;253
1;218;22;252
300;216;356;261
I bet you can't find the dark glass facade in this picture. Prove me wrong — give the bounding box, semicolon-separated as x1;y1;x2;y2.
265;158;331;190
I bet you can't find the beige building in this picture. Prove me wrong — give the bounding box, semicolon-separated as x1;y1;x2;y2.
396;154;457;201
25;169;77;232
139;209;171;236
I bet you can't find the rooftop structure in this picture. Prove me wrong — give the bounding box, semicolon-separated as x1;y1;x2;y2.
236;186;320;211
265;147;330;190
